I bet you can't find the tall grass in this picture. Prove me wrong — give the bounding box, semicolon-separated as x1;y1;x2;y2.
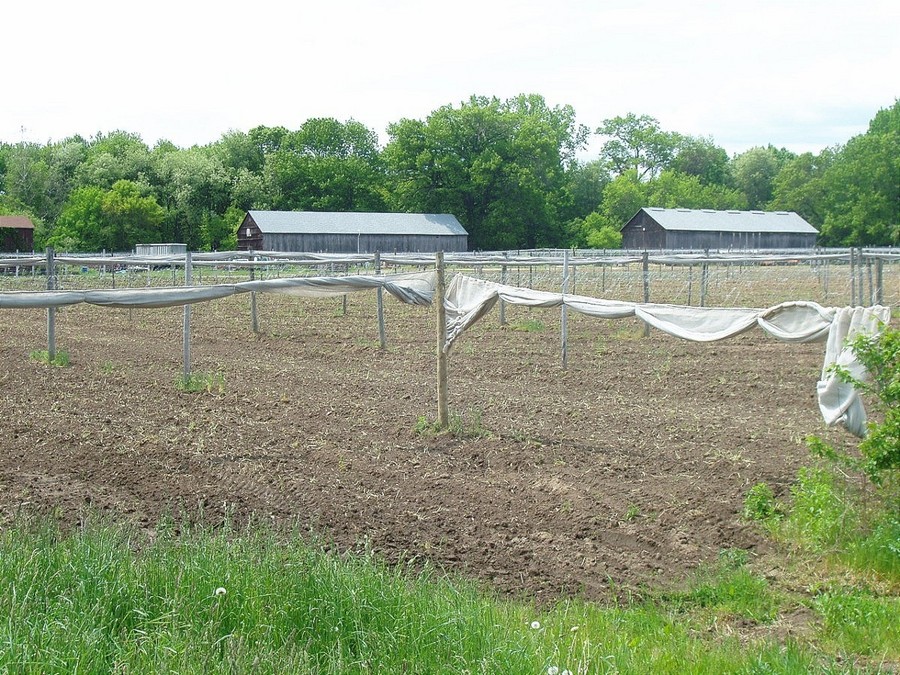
0;516;859;674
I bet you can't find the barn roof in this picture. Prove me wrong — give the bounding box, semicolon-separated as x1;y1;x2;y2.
247;211;467;236
0;216;35;230
633;208;818;234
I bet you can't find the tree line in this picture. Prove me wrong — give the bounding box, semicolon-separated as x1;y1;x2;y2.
0;95;896;252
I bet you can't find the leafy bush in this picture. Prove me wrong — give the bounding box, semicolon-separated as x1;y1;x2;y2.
742;482;782;526
809;324;900;488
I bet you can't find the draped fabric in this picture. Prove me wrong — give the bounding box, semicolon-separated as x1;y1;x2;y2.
0;271;437;309
444;275;890;437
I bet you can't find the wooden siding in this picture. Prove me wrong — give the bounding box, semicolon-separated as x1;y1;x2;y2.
245;232;468;253
621;212;667;249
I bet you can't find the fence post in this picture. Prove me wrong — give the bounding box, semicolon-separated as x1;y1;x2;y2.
866;252;874;306
46;247;56;361
561;250;569;369
375;250;386;349
856;248;865;306
499;253;508;326
875;256;884;305
642;250;650;336
435;251;449;428
700;249;710;307
183;251;192;381
249;251;259;333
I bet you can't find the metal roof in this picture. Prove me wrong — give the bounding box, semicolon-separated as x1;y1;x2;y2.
0;216;35;230
248;211;468;236
636;208;818;234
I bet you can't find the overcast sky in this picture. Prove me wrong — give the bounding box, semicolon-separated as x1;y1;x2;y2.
5;0;898;158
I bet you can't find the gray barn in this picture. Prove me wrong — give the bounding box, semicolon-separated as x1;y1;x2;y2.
237;211;468;253
621;208;819;250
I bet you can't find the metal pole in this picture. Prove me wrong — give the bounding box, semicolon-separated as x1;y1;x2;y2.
435;251;449;428
46;247;56;361
183;252;192;381
375;251;386;349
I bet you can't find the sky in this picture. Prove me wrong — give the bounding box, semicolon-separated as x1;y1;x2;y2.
4;0;898;159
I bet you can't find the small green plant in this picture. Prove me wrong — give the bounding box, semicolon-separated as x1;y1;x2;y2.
29;349;70;367
624;504;641;521
100;360;116;374
511;318;545;333
414;409;491;439
743;482;782;526
175;371;226;394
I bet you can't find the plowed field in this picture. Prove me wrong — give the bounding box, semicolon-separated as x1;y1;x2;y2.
0;291;850;600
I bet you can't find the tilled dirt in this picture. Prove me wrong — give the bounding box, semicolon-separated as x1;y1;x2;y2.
0;293;851;601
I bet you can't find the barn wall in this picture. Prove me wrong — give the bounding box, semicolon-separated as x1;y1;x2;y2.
257;233;468;253
0;227;34;252
236;215;264;251
622;212;667;249
666;231;817;250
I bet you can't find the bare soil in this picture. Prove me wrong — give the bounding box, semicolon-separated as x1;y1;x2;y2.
0;293;850;601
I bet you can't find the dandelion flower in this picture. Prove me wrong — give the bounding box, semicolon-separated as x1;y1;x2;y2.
214;587;227;596
530;620;541;630
548;667;559;675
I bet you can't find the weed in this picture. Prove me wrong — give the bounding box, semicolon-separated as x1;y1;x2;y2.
743;482;782;526
175;370;226;394
414;409;491;439
29;349;70;367
511;318;545;332
624;504;641;521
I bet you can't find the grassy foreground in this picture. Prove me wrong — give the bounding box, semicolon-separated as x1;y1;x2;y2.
0;515;892;674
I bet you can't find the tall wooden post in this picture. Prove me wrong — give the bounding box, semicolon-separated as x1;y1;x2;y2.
561;250;569;369
642;250;650;336
499;252;508;326
183;252;192;381
375;251;386;349
46;247;56;361
700;249;710;307
875;256;884;305
436;251;449;428
249;252;259;333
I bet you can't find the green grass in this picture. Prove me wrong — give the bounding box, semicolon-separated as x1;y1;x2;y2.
175;370;226;394
29;349;70;367
0;516;874;674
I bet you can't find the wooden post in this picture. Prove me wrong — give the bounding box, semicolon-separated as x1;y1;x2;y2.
856;248;865;306
183;252;192;381
849;248;857;306
561;250;569;370
375;250;386;349
866;253;874;306
249;253;259;333
642;250;650;337
499;254;508;326
687;265;694;306
700;249;710;308
435;251;449;428
46;247;56;361
875;256;884;305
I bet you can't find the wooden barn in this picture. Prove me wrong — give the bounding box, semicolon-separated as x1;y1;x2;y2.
0;215;35;252
621;208;819;250
237;211;469;253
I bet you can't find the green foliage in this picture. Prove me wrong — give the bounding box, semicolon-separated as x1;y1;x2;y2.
658;548;781;624
742;482;783;526
731;145;794;210
810;324;900;488
596;113;682;181
29;349;70;367
415;408;491;438
0;516;859;673
175;370;226;394
511;317;545;332
385;94;588;249
813;587;900;658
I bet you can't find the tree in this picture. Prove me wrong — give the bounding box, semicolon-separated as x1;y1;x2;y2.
385;94;588;249
263;118;387;212
595;113;682;181
49;180;164;252
817;101;899;246
769;150;834;227
74;131;152;189
671;136;730;186
730;145;794;210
